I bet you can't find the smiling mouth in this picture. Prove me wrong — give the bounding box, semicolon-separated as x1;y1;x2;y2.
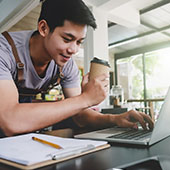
60;54;71;62
61;54;70;58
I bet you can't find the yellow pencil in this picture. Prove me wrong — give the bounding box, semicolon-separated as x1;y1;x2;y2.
32;136;63;149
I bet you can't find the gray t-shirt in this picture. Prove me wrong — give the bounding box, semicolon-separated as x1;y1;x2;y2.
0;30;80;92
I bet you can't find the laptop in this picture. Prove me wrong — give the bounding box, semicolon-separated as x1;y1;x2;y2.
75;87;170;146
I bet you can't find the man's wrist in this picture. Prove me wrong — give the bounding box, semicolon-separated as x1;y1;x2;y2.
105;114;117;127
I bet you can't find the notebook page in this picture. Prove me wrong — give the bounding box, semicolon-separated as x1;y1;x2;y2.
0;133;107;165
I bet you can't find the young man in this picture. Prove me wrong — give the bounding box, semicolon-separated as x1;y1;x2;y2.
0;0;153;137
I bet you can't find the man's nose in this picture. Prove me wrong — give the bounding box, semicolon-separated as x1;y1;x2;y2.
67;43;79;54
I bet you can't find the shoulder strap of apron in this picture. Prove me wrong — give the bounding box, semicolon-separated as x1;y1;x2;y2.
2;31;24;84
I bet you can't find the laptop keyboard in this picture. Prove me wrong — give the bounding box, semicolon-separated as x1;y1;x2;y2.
108;129;152;140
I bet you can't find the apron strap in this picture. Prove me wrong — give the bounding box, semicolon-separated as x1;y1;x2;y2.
2;31;24;84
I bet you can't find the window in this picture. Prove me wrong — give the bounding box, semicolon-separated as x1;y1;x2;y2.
115;47;170;118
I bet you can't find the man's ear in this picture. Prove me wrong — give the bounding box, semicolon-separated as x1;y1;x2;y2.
38;20;49;37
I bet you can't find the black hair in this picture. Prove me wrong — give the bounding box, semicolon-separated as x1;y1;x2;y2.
38;0;97;32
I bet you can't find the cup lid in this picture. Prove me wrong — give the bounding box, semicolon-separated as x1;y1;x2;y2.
90;57;110;67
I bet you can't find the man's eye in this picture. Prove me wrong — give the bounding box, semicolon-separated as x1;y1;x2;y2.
63;37;72;42
77;41;84;45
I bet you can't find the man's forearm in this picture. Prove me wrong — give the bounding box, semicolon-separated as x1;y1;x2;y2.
0;94;90;136
73;108;116;129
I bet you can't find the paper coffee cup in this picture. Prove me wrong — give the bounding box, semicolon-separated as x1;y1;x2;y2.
89;57;110;81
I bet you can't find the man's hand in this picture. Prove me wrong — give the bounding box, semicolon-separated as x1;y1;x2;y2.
112;110;154;130
81;73;109;107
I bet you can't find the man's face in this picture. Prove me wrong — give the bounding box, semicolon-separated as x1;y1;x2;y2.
44;20;87;67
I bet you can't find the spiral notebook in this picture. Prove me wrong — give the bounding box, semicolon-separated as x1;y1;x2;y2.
0;133;110;169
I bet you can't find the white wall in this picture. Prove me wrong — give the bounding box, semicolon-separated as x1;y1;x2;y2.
84;7;109;74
